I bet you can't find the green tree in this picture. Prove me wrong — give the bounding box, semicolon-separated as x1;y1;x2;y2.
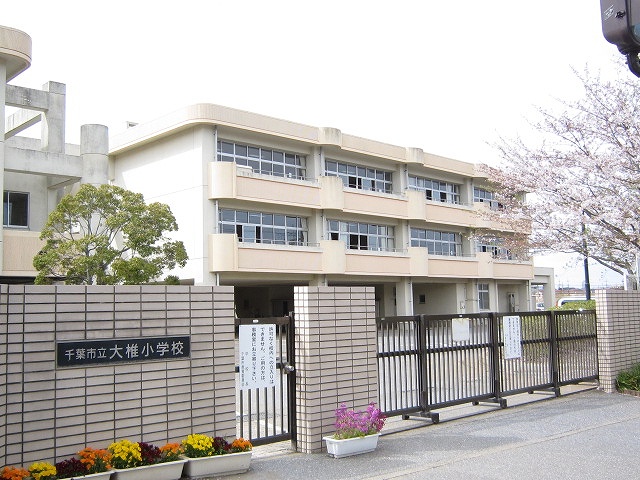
33;184;188;285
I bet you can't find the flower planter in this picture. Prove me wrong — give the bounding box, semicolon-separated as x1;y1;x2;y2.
323;433;380;458
59;473;112;480
182;451;252;478
111;459;186;480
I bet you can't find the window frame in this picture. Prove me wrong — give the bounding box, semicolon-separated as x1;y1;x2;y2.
409;176;461;204
3;190;29;228
327;219;395;252
410;227;462;256
478;283;490;310
219;208;307;246
217;140;307;180
325;160;393;193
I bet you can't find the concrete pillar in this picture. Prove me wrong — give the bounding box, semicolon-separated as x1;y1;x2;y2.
395;278;414;315
293;286;378;453
307;146;322;180
80;124;109;185
41;81;66;153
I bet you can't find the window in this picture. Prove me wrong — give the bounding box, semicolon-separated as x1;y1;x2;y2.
217;141;306;180
409;176;460;204
327;220;395;252
476;239;513;260
473;187;502;210
325;160;392;193
410;228;462;256
3;191;28;228
219;209;307;246
478;283;490;310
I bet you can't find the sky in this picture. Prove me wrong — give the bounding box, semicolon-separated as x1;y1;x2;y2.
1;1;627;288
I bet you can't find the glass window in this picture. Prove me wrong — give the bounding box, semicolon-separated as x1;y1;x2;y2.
410;227;461;256
217;140;306;180
219;208;308;246
473;187;502;210
478;283;490;310
325;160;393;193
3;191;29;228
409;175;460;204
327;220;395;251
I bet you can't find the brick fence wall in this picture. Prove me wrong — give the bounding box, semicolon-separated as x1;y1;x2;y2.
293;286;378;453
0;284;236;467
595;289;640;393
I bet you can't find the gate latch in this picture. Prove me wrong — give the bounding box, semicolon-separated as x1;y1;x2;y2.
283;363;295;374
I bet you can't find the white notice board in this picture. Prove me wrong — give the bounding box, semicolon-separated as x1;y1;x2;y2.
503;315;522;359
239;324;277;390
451;317;470;342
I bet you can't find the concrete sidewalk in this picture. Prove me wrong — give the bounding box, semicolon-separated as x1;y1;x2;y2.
238;387;640;479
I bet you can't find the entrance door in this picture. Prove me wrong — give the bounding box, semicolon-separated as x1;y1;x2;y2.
235;316;296;446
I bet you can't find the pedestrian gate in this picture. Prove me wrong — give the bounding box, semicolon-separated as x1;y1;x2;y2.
235;316;296;446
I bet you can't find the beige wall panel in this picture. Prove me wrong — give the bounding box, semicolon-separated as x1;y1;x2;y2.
2;230;42;274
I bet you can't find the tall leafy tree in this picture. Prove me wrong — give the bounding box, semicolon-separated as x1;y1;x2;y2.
481;62;640;281
34;184;188;285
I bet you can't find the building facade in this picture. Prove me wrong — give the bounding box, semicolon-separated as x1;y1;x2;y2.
0;25;109;284
110;104;538;316
1;25;547;315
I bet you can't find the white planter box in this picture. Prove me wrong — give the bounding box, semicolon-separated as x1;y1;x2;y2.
111;459;186;480
59;472;112;480
182;451;252;477
323;433;380;458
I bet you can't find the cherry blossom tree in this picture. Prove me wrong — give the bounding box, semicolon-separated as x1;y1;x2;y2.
481;62;640;283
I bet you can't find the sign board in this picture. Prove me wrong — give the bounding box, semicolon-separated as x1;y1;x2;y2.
451;317;470;342
57;336;190;367
239;324;277;390
503;315;522;359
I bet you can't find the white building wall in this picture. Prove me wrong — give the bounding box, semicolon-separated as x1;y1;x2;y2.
111;127;208;284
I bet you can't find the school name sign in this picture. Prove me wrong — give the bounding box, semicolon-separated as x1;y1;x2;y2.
57;336;191;367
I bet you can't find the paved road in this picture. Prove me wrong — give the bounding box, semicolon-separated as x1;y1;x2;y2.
236;388;640;480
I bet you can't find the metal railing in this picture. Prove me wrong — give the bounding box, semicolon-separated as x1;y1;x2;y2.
377;310;598;423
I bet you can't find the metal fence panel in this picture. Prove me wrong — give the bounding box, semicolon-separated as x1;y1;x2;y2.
376;316;422;416
555;310;598;384
424;314;495;408
377;310;598;419
497;312;554;396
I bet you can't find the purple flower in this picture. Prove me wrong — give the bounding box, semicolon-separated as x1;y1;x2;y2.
333;402;386;439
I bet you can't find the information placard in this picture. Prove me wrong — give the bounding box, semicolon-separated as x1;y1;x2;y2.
239;324;277;390
57;336;190;367
503;315;522;359
451;317;470;342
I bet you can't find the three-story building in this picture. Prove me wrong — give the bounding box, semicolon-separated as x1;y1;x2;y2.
110;104;536;316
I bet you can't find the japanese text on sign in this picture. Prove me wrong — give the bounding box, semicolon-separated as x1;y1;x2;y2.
239;324;276;390
57;336;190;367
503;316;522;359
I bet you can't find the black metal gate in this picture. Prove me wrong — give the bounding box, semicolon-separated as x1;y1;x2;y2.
377;310;598;423
235;316;296;446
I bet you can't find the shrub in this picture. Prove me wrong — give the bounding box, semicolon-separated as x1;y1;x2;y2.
616;363;640;391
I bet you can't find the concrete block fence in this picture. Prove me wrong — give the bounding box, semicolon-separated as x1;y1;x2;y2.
595;289;640;393
0;285;237;467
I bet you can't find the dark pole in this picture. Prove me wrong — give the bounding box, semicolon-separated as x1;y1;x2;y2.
582;221;591;300
583;255;592;300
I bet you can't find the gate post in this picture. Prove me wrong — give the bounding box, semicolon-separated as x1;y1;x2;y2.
293;286;378;454
489;313;507;408
548;310;561;396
